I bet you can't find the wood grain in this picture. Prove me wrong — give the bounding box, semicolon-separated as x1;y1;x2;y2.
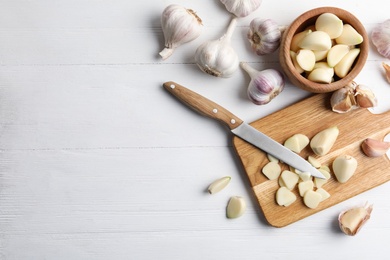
233;93;390;227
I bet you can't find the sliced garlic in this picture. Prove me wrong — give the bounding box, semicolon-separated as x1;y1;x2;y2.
208;176;231;194
361;138;390;157
332;155;357;183
314;169;330;188
280;170;299;190
226;196;246;219
334;48;361;78
339;203;373;236
262;161;281;180
310;126;339;156
327;44;350;67
267;153;279;163
298;31;332;51
303;189;322;209
315;13;344;39
296;49;316;71
298;171;312;182
307;155;321;168
298;180;314;197
316;188;330;202
276;186;297;206
335;24;364;45
284;133;310;153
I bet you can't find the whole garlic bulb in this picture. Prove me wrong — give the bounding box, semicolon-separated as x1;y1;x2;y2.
247;18;284;55
220;0;262;18
371;19;390;59
240;62;285;105
159;4;203;60
195;17;239;78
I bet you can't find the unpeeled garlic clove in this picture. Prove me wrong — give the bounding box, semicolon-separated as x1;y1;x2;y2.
220;0;262;18
354;84;377;108
208;176;231;194
361;138;390;157
339;202;373;236
330;84;358;113
382;62;390;84
159;4;203;60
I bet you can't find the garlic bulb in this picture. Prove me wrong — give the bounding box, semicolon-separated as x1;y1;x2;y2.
371;19;390;59
247;18;284;55
339;202;373;236
240;62;285;105
159;4;203;60
220;0;262;18
195;17;239;78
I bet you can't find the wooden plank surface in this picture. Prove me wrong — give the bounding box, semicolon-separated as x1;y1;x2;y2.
233;93;390;227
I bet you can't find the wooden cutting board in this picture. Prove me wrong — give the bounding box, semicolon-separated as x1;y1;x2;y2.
233;93;390;227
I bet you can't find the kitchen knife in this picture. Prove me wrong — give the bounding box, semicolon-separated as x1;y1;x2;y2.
163;81;325;179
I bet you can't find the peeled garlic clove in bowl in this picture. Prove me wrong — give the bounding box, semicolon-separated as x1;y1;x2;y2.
339;202;373;236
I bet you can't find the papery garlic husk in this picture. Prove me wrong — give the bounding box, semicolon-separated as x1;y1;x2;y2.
361;138;390;157
159;4;203;60
371;19;390;59
354;84;378;108
382;62;390;84
330;83;358;113
338;202;373;236
247;18;284;55
240;62;285;105
220;0;262;18
195;17;239;78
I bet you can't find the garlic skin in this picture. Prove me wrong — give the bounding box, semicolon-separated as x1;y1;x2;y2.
382;62;390;84
159;4;203;60
220;0;262;18
195;17;239;78
361;138;390;157
339;203;373;236
354;84;378;108
371;19;390;59
247;18;284;55
240;62;285;105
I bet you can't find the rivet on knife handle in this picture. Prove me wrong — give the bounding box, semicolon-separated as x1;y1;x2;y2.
163;81;243;130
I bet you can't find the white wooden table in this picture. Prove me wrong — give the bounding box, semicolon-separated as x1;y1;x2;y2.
1;1;390;259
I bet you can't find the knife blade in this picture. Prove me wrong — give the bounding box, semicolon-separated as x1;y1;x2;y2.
163;81;325;179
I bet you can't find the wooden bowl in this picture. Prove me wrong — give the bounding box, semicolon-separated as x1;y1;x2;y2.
279;7;369;93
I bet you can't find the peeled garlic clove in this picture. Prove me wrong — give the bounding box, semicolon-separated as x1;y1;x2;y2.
361;138;390;157
382;62;390;84
339;203;373;236
159;4;203;60
220;0;262;18
315;12;344;39
313;49;329;61
296;49;316;71
247;18;283;55
310;126;339;156
333;155;357;183
290;51;304;74
303;190;322;209
276;187;296;206
371;19;390;59
298;31;332;51
335;24;364;45
327;44;350;67
334;48;361;78
330;84;358;113
208;176;231;194
290;29;312;52
354;84;378;108
226;196;246;218
195;17;239;78
240;62;285;105
307;67;334;83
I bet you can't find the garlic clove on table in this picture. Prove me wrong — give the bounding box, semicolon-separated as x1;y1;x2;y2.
220;0;262;18
159;4;203;60
339;203;373;236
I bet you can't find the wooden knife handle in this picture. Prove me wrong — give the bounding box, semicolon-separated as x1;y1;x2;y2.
163;81;243;130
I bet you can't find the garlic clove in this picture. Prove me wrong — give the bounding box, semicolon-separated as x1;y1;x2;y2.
354;84;378;108
371;19;390;59
159;4;203;60
296;49;316;71
315;13;344;39
208;176;231;194
310;126;339;156
332;155;357;183
382;62;390;84
303;190;322;209
284;133;309;153
330;84;358;113
307;67;334;83
335;24;364;45
247;18;282;55
226;196;246;219
262;161;281;180
298;31;332;51
298;180;314;197
220;0;262;18
313;49;329;61
334;48;360;78
290;51;304;74
290;29;312;52
316;188;330;202
280;170;299;190
327;44;350;67
339;202;373;236
361;138;390;157
276;187;297;206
